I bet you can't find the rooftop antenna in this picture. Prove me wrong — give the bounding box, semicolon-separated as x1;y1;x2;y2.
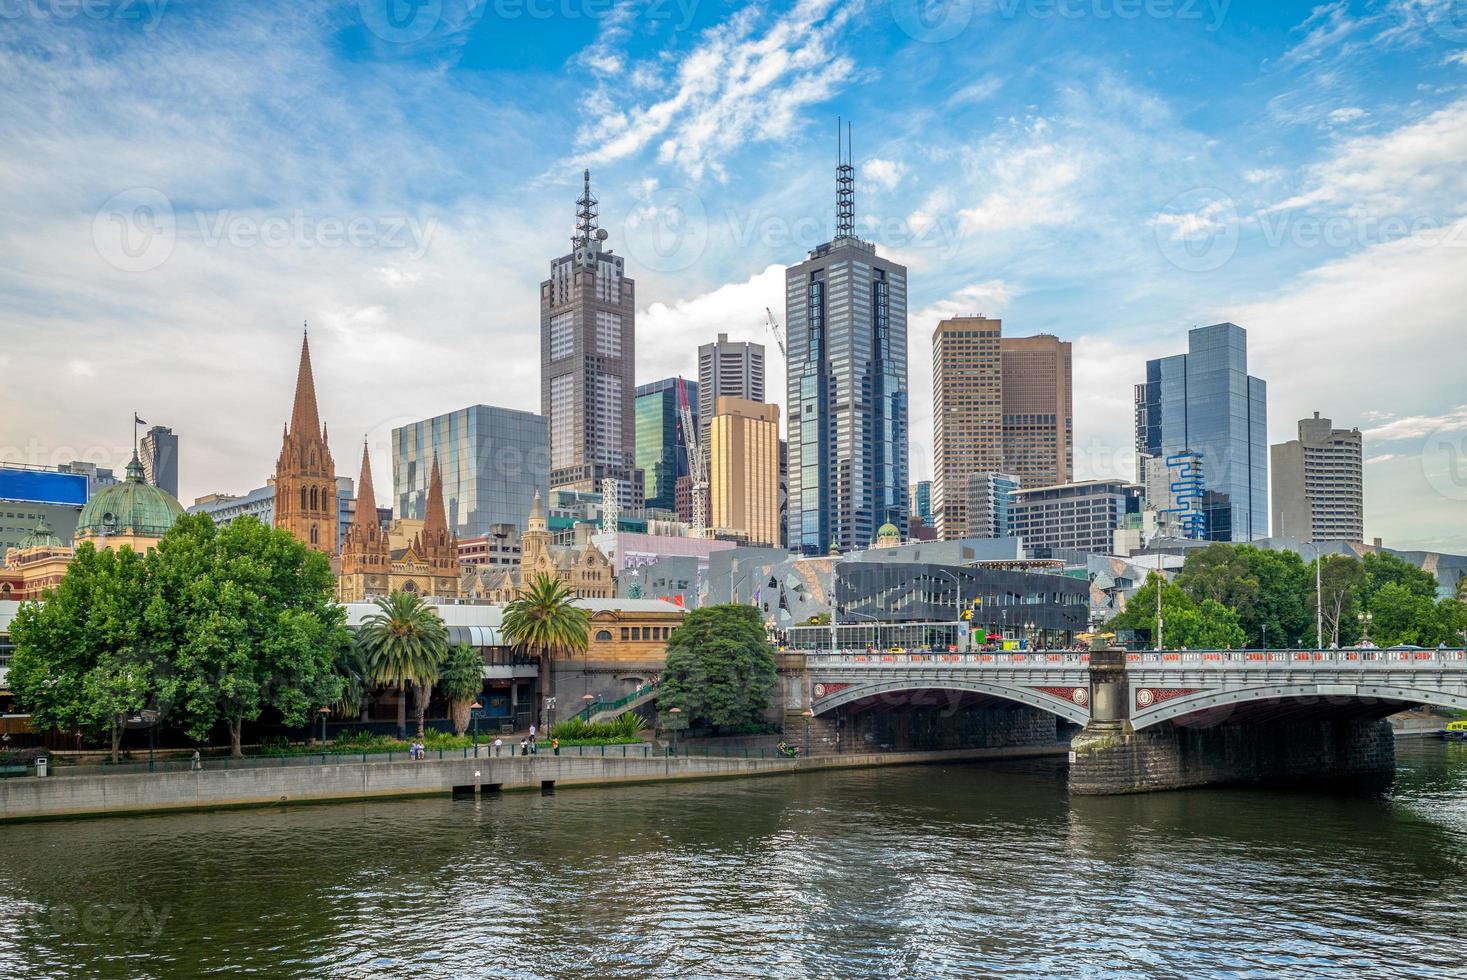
574;168;599;249
836;117;854;239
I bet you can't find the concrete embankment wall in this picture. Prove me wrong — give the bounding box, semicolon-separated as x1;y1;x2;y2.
0;744;1066;823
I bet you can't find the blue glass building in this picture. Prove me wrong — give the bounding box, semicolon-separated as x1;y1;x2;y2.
1134;323;1267;541
392;406;549;536
634;378;697;514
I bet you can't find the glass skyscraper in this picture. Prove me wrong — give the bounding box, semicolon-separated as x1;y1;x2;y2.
1134;323;1267;541
634;378;697;514
785;129;909;555
392;405;549;536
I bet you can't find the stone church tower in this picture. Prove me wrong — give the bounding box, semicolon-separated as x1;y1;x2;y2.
274;332;338;555
338;441;390;600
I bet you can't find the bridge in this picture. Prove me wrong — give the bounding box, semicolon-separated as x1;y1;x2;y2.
784;647;1467;794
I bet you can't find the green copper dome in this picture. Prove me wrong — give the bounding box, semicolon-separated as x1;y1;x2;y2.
876;522;901;539
76;454;185;540
17;515;63;550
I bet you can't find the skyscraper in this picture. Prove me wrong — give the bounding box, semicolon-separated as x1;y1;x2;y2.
709;397;781;548
698;333;764;441
1134;322;1268;541
931;316;1003;540
391;405;549;537
541;170;642;511
139;425;179;498
1271;412;1364;544
785;126;909;555
965;472;1020;539
908;480;932;526
1000;334;1072;489
273;332;338;555
634;378;697;514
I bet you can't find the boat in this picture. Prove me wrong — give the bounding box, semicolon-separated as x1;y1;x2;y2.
1445;721;1467;741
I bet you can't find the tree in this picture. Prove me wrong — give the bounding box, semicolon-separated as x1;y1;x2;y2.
439;643;486;735
1310;555;1365;647
8;543;156;762
332;636;372;720
1108;572;1247;650
357;592;447;739
1361;552;1439;605
502;574;589;729
1176;544;1308;647
146;514;347;757
1367;582;1437;647
656;605;777;730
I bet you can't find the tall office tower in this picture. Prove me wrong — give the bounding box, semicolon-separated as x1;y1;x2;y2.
1000;334;1072;489
634;378;698;514
930;316;1002;540
709;397;782;548
541;170;642;512
785;125;909;555
273;332;338;555
1134;322;1268;541
908;480;932;526
1141;450;1207;539
964;471;1020;539
139;425;179;497
392;405;549;537
1271;412;1364;544
698;333;765;441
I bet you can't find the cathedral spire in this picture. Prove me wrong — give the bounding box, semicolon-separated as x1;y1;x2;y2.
422;455;449;541
289;330;321;438
354;441;377;529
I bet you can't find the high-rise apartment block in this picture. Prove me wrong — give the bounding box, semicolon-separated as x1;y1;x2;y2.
634;378;698;515
1009;479;1143;557
1271;412;1364;544
1000;334;1072;489
139;425;179;498
1135;322;1267;541
708;396;781;548
965;472;1020;540
931;317;1003;540
541;171;642;511
785;128;909;554
698;334;763;441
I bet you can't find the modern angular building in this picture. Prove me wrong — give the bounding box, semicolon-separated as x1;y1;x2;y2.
931;316;1002;541
1000;334;1072;489
392;405;549;538
708;396;781;548
139;425;179;498
698;333;764;442
1134;322;1268;541
1141;450;1207;539
1009;479;1143;557
785;130;909;555
1271;412;1364;544
964;471;1020;540
541;170;642;511
634;378;697;515
908;480;932;526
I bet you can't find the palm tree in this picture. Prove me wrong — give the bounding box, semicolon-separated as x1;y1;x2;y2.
357;592;448;738
502;574;589;734
439;643;486;735
331;636;372;721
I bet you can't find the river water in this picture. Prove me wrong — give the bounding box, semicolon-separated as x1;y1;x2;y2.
0;741;1464;978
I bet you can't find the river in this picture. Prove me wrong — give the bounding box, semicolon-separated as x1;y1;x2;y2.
0;740;1464;978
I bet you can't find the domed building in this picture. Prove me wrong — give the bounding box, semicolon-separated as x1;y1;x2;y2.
872;522;904;549
74;452;185;554
1;515;75;601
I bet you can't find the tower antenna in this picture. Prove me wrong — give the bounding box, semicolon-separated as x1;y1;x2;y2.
836;117;854;239
574;168;599;250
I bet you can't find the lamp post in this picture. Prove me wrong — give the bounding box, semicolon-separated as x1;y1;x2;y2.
470;701;482;758
581;692;597;726
1359;610;1374;646
545;695;557;740
802;708;814;756
938;570;964;650
668;706;683;755
318;706;330;752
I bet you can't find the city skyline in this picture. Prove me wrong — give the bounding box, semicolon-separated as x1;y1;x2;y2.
3;3;1466;552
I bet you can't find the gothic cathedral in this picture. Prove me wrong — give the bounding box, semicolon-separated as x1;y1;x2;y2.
274;332;338;555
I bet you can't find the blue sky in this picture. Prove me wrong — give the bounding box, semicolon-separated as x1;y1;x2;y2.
2;0;1465;550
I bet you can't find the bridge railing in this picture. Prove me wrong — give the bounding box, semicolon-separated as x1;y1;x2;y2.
805;648;1467;669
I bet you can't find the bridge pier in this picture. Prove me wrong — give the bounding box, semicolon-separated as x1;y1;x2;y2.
1068;648;1396;795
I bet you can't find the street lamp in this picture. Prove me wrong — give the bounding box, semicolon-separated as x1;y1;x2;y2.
802;708;814;756
545;695;557;739
318;706;330;752
1359;610;1374;646
668;706;683;755
470;701;483;758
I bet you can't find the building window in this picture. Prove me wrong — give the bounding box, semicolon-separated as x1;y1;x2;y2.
595;629;612;642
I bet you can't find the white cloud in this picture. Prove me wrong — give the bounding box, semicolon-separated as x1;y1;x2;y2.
864;158;904;192
946;75;1003;107
1152;199;1232;240
955;119;1084;233
1363;406;1467;443
1447;51;1467;67
1327;106;1367;124
1244;167;1285;184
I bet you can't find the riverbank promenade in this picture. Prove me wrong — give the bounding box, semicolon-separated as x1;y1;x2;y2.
0;743;1064;822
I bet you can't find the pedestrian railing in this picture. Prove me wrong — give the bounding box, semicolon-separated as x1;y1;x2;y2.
569;682;657;723
806;648;1467;669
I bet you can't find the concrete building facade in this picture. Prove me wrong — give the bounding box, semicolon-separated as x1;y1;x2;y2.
964;471;1020;540
1000;334;1072;489
1010;479;1144;557
931;316;1003;541
698;333;764;442
1271;412;1364;544
708;396;781;548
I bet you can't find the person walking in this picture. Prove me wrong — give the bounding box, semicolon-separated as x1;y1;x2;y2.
191;749;201;771
552;737;560;756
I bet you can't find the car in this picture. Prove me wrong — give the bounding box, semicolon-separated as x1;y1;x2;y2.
887;646;906;654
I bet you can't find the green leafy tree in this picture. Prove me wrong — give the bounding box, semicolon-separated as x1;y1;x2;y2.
1108;572;1247;650
332;637;373;720
8;544;156;762
357;592;448;738
502;574;589;728
656;605;777;730
1176;544;1308;646
1362;552;1439;604
439;643;486;735
1434;598;1467;647
146;514;347;756
1307;555;1365;647
1367;582;1437;647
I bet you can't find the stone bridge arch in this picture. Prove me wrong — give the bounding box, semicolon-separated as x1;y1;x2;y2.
1133;682;1467;730
812;678;1091;727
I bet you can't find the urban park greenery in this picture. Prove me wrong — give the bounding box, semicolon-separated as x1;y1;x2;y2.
439;642;487;735
502;573;589;720
656;604;777;731
9;514;348;759
356;591;449;739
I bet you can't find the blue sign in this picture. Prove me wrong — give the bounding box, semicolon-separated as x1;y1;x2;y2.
0;468;89;507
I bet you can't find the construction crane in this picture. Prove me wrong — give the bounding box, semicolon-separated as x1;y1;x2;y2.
677;383;708;537
765;307;786;358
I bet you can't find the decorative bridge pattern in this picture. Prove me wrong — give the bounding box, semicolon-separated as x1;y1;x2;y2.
801;649;1467;729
